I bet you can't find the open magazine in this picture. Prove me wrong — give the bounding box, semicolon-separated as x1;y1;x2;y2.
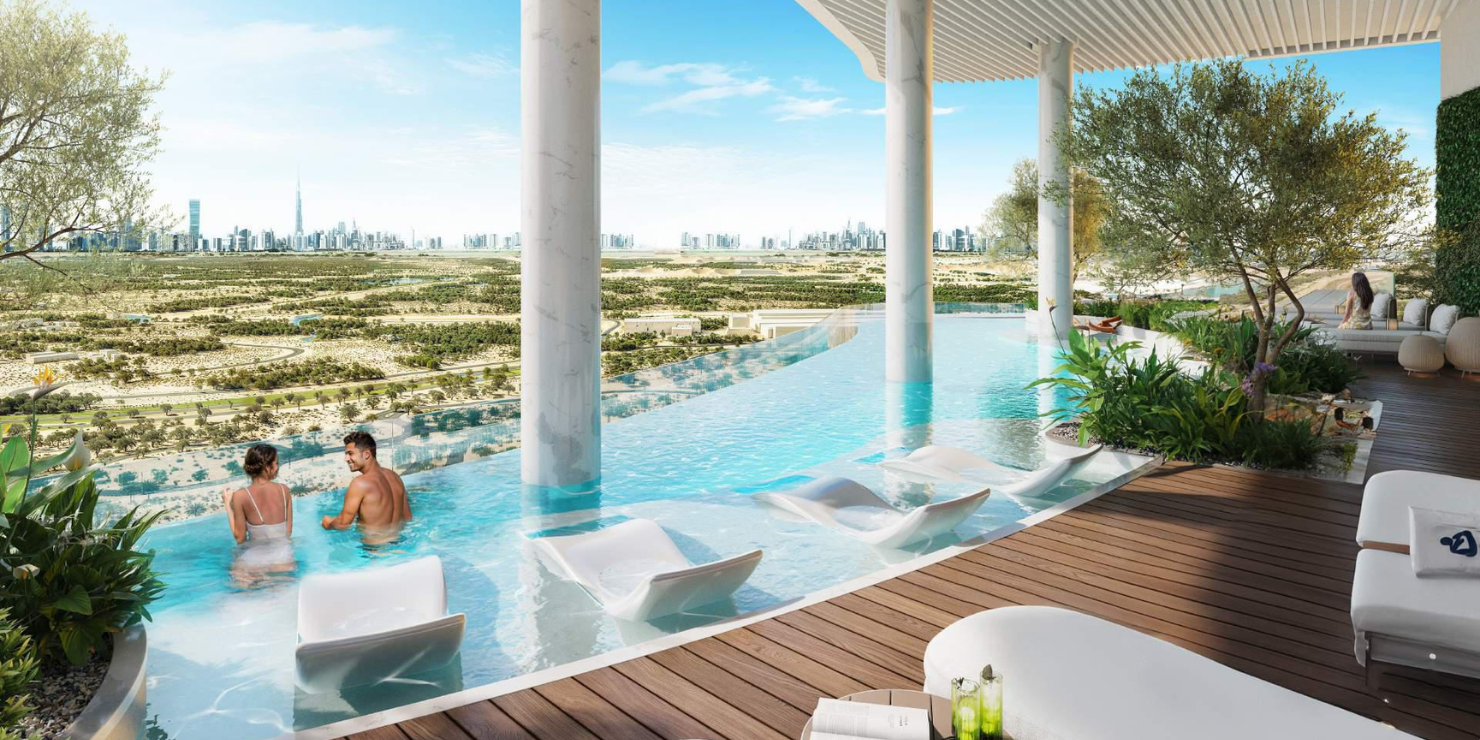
810;698;931;740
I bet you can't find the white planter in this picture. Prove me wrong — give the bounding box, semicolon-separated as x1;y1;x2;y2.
65;625;146;740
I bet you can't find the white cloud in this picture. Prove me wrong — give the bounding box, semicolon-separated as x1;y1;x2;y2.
858;106;962;116
195;21;397;64
794;76;835;93
770;96;852;121
605;61;742;87
447;53;515;79
606;60;774;114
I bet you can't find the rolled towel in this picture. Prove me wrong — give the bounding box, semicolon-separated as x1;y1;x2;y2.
1411;506;1480;577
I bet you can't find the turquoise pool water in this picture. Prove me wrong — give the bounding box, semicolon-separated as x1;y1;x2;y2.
137;310;1144;739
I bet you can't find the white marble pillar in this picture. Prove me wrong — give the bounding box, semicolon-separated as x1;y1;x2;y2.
1036;40;1074;340
520;0;601;490
1441;0;1480;101
885;0;933;383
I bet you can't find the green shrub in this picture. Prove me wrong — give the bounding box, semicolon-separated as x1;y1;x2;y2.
1171;315;1359;394
0;609;38;740
1031;330;1330;469
1072;298;1215;331
0;473;164;665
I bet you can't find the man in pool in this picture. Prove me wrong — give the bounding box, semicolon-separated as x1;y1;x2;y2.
322;431;412;532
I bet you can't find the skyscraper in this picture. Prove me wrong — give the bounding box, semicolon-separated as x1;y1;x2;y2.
295;174;303;236
188;199;200;250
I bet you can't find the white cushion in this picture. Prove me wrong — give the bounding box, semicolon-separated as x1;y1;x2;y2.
1402;298;1429;329
1371;293;1392;320
923;606;1416;740
1357;471;1480;548
1352;548;1480;661
1429;304;1460;336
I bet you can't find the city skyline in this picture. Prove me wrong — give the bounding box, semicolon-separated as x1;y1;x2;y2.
67;0;1445;247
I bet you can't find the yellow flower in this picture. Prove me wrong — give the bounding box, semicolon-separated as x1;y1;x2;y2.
33;365;60;389
30;364;62;401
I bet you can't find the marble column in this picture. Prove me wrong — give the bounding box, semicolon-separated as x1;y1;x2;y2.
1036;40;1074;340
520;0;601;490
885;0;934;383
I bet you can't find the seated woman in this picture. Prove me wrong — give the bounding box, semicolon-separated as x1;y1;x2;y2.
224;443;293;545
1338;272;1375;330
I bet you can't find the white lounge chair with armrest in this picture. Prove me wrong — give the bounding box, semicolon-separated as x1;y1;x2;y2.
1350;470;1480;681
295;555;466;693
876;443;1101;498
754;476;990;549
532;518;763;622
924;606;1420;740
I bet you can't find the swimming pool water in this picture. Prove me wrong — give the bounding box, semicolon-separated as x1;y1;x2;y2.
138;312;1146;739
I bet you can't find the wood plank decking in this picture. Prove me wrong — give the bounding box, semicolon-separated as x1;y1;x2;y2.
353;361;1480;740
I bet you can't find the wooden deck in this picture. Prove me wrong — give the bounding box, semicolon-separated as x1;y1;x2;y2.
352;360;1480;740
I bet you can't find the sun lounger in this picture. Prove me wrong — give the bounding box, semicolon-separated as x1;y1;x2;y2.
877;443;1101;498
924;605;1420;740
532;518;763;621
295;556;466;693
754;476;990;549
1350;470;1480;681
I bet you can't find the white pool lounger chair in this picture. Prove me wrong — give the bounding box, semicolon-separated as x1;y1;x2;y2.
755;476;991;549
532;518;763;622
877;443;1102;498
295;556;466;693
924;606;1419;740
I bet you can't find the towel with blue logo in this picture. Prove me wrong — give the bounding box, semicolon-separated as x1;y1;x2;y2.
1410;506;1480;577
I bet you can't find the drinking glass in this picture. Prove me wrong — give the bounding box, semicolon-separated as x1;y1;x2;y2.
979;666;1004;740
951;677;981;740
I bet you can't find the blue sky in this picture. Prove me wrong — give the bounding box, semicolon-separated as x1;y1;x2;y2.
75;0;1443;247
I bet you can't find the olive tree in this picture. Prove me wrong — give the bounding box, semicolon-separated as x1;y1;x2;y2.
977;157;1109;282
1060;59;1430;411
0;0;167;265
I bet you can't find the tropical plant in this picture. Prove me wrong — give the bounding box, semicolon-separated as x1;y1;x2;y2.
0;609;38;740
0;472;164;665
1030;330;1329;468
1061;58;1432;412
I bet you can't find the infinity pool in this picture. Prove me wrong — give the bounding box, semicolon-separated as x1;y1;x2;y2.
138;310;1148;739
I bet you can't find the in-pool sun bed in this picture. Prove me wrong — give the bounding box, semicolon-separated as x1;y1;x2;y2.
876;443;1102;498
531;518;764;622
295;555;466;693
755;476;991;549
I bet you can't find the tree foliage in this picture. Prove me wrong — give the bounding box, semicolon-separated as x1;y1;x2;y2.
978;158;1109;282
1061;59;1430;411
0;0;168;265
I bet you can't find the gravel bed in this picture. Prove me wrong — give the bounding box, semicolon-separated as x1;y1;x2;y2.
15;648;109;740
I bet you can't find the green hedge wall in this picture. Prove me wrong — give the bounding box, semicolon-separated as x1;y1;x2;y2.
1436;86;1480;314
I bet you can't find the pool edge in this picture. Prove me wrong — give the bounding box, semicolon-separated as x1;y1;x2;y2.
277;448;1163;740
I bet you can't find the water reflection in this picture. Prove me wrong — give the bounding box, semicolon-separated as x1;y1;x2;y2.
883;381;937;509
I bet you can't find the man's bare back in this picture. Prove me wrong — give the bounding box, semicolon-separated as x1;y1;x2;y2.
322;434;413;532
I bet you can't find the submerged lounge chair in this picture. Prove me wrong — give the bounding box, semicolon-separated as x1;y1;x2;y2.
1351;470;1480;681
532;518;763;622
924;606;1419;740
296;556;466;693
754;476;990;549
877;443;1102;499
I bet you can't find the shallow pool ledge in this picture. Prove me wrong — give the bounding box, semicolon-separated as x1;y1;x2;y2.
281;447;1162;740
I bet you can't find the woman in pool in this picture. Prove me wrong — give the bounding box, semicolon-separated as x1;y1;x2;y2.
1339;271;1375;330
224;443;293;545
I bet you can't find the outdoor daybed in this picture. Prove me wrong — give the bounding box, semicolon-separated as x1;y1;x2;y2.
1316;298;1463;355
924;605;1419;740
1351;470;1480;681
